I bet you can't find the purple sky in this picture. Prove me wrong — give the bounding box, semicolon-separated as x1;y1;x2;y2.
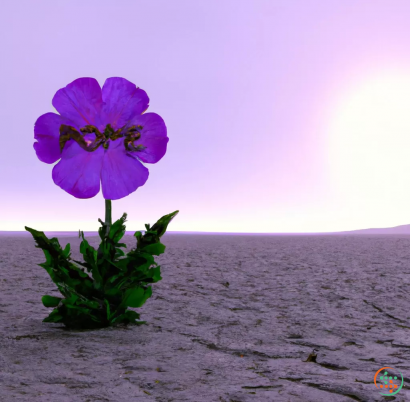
2;0;410;233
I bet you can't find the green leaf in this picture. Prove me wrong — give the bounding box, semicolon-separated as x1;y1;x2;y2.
135;251;156;264
142;243;166;256
42;309;63;323
42;295;62;308
79;299;100;309
109;213;127;243
64;304;91;315
71;259;91;270
98;221;108;241
122;286;152;308
108;258;125;270
42;315;63;323
79;234;104;287
136;211;179;250
115;249;125;258
148;266;162;282
26;210;178;330
79;234;98;268
43;249;53;266
25;226;95;297
105;299;111;320
105;287;120;296
110;309;141;325
62;243;71;258
123;310;140;321
62;293;79;305
107;274;122;284
116;277;131;290
148;210;179;238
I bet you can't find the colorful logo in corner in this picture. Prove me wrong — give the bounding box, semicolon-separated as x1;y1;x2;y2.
374;367;403;395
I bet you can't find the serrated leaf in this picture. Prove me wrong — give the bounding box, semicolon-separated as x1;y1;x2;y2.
26;210;178;330
26;227;94;297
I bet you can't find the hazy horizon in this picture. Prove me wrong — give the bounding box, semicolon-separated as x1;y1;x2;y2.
3;221;410;237
3;0;410;233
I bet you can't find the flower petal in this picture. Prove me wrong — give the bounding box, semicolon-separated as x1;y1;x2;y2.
127;113;169;163
101;139;149;200
101;77;149;129
52;140;104;199
34;112;74;164
52;77;103;128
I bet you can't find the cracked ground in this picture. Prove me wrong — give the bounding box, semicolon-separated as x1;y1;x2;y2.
1;233;410;401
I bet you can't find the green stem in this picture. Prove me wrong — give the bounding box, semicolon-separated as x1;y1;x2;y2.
105;199;112;237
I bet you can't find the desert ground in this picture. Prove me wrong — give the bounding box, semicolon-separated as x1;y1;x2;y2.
0;233;409;402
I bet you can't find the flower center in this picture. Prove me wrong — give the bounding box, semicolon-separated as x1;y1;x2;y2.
59;123;146;153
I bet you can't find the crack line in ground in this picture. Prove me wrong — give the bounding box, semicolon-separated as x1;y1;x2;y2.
279;378;366;402
179;333;301;359
363;299;406;323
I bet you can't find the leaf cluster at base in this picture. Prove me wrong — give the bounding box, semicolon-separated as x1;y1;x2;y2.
25;210;179;330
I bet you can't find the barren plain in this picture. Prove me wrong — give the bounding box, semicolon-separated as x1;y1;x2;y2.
0;233;410;401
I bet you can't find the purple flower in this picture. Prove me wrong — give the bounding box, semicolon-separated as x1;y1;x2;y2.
34;77;168;200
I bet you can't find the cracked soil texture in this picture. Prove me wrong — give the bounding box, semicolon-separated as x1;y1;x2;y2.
0;233;410;401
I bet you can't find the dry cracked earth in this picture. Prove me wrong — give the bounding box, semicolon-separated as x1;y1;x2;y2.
0;233;410;401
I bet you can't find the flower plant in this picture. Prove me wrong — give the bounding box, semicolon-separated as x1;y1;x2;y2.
25;77;178;330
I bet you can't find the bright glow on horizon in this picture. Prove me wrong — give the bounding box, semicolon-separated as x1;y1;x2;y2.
328;70;410;229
